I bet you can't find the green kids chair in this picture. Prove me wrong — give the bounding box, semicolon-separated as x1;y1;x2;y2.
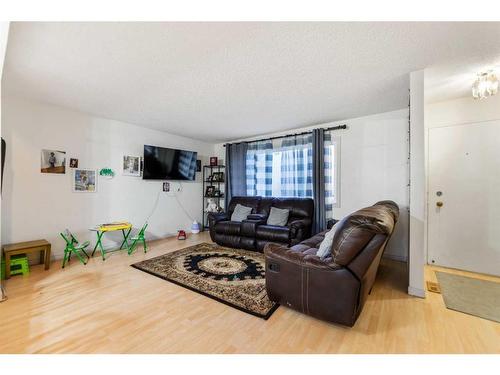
60;229;91;268
128;223;148;255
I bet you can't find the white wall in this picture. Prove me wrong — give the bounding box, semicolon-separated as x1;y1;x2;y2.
426;94;500;128
1;95;214;260
215;108;410;261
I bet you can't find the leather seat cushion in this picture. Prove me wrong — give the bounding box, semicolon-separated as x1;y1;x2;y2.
255;225;289;243
215;221;241;236
297;231;326;249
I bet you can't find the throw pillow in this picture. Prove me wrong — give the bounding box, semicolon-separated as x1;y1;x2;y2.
267;207;290;226
230;204;253;222
316;223;338;259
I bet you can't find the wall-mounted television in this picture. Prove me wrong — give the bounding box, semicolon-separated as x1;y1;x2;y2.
143;145;198;181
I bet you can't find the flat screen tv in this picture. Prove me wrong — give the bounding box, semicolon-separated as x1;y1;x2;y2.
143;145;198;181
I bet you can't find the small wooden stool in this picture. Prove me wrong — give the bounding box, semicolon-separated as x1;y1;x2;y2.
2;240;51;279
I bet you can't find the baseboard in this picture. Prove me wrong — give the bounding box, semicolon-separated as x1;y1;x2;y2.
383;253;408;262
408;286;426;298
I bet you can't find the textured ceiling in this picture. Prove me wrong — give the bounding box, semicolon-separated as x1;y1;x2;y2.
3;22;500;142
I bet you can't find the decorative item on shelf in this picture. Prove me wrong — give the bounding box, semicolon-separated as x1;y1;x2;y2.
177;230;187;240
69;158;79;168
205;186;215;197
41;149;66;174
191;221;201;234
163;182;170;192
472;70;498;99
99;168;115;179
123;155;142;177
205;198;223;213
73;169;97;193
207;174;213;182
213;189;223;197
209;156;218;166
196;159;201;172
211;172;224;182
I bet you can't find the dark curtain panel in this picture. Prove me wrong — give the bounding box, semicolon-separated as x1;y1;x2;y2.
224;142;248;209
312;128;326;234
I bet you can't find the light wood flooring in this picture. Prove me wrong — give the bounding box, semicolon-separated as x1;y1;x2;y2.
0;232;499;353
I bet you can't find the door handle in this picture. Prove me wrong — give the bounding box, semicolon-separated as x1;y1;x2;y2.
436;201;444;207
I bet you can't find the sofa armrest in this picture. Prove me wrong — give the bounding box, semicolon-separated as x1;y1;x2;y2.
208;212;229;241
288;219;312;244
264;242;360;327
247;213;267;221
264;243;341;271
208;212;228;224
241;217;266;237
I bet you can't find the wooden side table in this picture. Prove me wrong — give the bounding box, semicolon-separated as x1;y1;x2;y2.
2;239;51;279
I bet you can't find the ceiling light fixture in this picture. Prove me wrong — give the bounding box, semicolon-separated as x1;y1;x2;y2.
472;70;498;100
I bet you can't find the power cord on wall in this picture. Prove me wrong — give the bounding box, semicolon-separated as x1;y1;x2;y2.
145;182;194;225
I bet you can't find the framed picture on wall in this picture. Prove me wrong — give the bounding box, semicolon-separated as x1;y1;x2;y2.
123;155;141;176
41;149;66;174
73;169;97;193
69;158;79;168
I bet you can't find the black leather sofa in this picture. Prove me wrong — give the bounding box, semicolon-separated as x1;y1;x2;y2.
208;196;314;252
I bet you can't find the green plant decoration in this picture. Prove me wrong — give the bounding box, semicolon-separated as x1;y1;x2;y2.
99;168;115;178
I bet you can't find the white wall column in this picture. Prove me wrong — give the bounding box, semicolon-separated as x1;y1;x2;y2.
408;70;426;298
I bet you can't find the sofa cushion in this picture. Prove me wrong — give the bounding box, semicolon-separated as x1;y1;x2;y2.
230;204;253;222
256;225;290;243
227;197;260;218
330;204;396;266
271;198;314;224
267;207;290;226
215;221;241;236
316;223;338;258
295;231;326;250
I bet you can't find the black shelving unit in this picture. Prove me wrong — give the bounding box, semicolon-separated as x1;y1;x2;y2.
202;165;225;230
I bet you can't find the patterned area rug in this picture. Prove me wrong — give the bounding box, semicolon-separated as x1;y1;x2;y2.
131;243;278;319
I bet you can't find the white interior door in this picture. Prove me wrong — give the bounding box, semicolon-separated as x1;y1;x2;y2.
428;121;500;276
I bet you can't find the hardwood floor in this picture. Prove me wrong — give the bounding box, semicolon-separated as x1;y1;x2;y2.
0;232;498;354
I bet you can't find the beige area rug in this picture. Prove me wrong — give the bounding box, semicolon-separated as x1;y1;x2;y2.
131;242;278;319
435;271;500;323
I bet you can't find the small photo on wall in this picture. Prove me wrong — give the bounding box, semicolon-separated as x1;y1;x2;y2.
69;158;79;168
73;169;97;193
123;155;141;176
41;149;66;174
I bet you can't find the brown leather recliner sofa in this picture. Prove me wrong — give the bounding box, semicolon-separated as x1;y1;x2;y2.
208;196;314;252
264;201;399;327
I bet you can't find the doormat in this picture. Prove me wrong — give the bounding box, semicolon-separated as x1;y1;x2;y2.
435;271;500;323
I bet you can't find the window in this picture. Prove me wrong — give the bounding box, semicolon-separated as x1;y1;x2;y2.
245;132;339;207
246;136;313;198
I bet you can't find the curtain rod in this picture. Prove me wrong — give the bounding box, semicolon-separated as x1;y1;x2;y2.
223;124;347;147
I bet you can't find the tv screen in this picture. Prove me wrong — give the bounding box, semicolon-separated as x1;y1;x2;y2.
143;145;198;180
